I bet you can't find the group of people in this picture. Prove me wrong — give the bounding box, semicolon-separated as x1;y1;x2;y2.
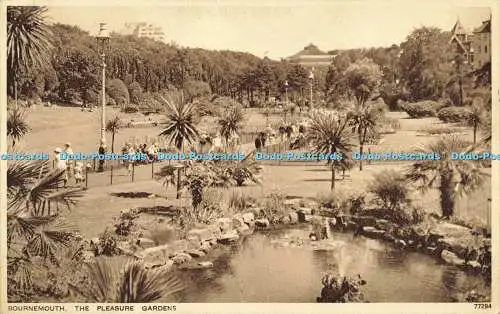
54;143;88;187
120;142;161;175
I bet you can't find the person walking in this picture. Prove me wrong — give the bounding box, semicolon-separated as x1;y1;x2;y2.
64;143;74;183
54;147;68;187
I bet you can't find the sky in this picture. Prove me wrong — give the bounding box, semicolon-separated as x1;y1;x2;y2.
45;2;491;60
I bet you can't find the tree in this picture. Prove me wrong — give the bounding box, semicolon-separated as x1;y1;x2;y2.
159;93;199;199
70;257;184;302
348;102;384;171
232;152;262;186
7;107;30;148
343;58;383;107
183;79;211;103
466;99;487;145
128;81;143;105
399;27;453;101
7;6;53;102
107;79;129;107
406;135;488;218
307;111;355;190
105;116;122;153
218;105;245;149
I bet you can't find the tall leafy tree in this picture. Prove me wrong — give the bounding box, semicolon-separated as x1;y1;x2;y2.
343;58;383;107
307;111;355;190
406;135;488;218
7;6;53;102
7;107;30;148
105;116;122;153
218;105;245;149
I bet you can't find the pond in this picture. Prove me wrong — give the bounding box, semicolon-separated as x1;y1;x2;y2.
174;226;490;303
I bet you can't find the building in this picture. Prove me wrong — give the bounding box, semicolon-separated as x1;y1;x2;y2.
120;22;166;43
285;43;335;68
449;18;491;69
472;19;491;69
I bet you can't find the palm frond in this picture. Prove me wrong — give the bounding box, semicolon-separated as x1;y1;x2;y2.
158;94;199;150
106;116;122;133
7;107;30;144
7;160;50;209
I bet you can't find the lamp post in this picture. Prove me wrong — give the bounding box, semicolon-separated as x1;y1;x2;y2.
309;69;314;110
96;23;110;172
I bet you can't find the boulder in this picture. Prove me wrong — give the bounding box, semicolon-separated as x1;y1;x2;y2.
167;240;189;257
288;211;299;224
437;238;469;259
232;215;244;228
237;224;252;235
279;215;291;225
242;212;255;224
198;261;214;268
255;218;270;228
217;217;233;233
185;249;206;258
298;207;314;215
441;250;465;266
140;245;172;268
171;252;192;265
138;237;156;249
375;219;395;232
187;228;213;243
382;231;396;242
218;231;240;244
466;261;482;272
424;246;441;256
199;241;212;254
284;199;300;208
361;227;385;239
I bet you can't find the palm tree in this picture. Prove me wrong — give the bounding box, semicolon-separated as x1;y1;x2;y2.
69;257;184;302
159;93;199;199
406;135;488;218
307;112;355;190
466;100;487;145
232;151;263;186
7;107;30;147
106;116;122;153
7;6;53;102
7;160;84;300
348;103;383;171
218;105;245;150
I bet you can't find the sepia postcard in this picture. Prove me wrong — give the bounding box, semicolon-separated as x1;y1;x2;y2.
0;0;498;313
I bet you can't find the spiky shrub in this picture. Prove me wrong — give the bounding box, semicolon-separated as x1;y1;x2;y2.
70;257;184;302
7;107;30;147
368;170;410;212
318;273;367;303
114;208;139;236
228;190;256;213
92;228;120;257
258;190;287;224
231;152;262;186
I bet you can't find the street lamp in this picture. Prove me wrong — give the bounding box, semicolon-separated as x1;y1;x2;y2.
309;69;314;109
96;23;110;172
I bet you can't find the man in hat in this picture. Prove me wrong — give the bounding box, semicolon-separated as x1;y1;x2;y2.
54;147;68;187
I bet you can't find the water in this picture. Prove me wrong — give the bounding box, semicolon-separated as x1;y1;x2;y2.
174;226;489;302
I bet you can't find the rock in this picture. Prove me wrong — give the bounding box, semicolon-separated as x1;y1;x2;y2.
354;216;377;227
466;261;482;272
198;261;214;268
199;241;212;254
217;218;233;233
279;215;291;225
185;249;206;258
218;231;240;244
298;207;314;215
242;212;255;224
138;237;156;249
207;224;222;239
424;246;440;256
171;252;192;265
284;199;300;208
140;244;172;268
237;224;252;235
288;212;299;224
437;238;468;259
187;228;213;243
232;214;244;228
382;231;396;242
362;227;385;239
441;249;465;266
209;238;218;246
375;219;395;232
167;240;189;257
255;218;270;228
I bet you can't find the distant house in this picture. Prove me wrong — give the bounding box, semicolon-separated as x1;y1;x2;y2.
472;19;491;69
120;22;166;43
449;18;491;69
285;43;335;68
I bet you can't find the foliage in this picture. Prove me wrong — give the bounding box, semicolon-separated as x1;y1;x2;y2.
218;104;245;145
307;111;355;189
92;228;120;256
107;78;129;106
418;126;462;135
316;190;365;216
437;106;472;123
401;101;443;118
148;226;177;246
183;79;211;102
231;152;262;186
318;273;366;303
343;58;383;106
159;93;199;150
227;190;256;212
258;190;288;224
7;6;53;98
69;257;184;302
122;105;139;113
406;135;488;218
113;208;139;236
368;170;411;211
7;107;30;147
128;81;143;104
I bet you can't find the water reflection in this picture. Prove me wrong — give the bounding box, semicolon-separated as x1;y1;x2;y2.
176;227;489;303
